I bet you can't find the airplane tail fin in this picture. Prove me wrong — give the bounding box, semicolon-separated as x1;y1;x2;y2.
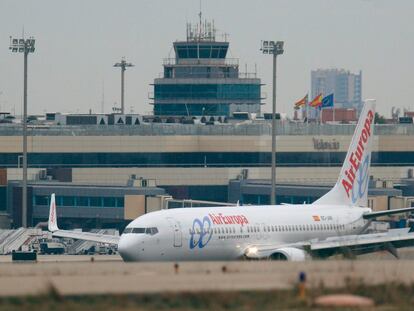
48;193;59;232
313;99;376;207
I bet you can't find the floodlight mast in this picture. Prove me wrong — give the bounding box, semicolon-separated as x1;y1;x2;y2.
260;40;284;205
9;36;35;228
114;58;134;114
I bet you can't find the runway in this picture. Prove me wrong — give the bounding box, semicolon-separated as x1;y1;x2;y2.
2;252;414;297
0;254;123;263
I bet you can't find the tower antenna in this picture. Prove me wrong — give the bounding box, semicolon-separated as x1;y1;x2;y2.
198;0;202;38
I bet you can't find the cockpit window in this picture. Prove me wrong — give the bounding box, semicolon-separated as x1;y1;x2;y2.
123;227;158;235
132;228;146;234
146;227;159;235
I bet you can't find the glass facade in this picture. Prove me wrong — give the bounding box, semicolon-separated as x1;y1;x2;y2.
33;195;124;208
0;186;7;211
242;194;316;205
155;84;260;100
174;43;229;59
0;151;412;168
165;66;238;79
154;103;229;116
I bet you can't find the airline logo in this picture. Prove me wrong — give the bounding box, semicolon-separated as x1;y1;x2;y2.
341;110;374;198
189;216;213;249
312;215;320;221
189;213;250;249
209;213;249;227
351;155;370;204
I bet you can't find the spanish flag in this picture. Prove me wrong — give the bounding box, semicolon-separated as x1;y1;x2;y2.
294;94;308;110
309;94;322;108
312;215;321;221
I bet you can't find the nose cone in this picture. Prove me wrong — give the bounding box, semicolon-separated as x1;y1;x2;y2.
118;234;140;262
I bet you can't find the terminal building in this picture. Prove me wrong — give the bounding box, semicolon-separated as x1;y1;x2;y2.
151;20;262;117
0;120;413;229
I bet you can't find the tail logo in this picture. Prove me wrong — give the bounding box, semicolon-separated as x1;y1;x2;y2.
341;110;374;197
351;155;370;204
50;202;56;225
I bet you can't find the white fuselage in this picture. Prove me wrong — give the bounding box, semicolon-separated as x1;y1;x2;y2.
117;204;370;262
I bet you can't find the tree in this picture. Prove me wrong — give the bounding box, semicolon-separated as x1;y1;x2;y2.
374;112;386;124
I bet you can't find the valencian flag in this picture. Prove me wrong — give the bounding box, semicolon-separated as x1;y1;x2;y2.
294;94;308;110
321;93;334;109
309;94;322;108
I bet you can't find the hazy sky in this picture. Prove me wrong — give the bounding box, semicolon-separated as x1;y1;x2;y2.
0;0;413;117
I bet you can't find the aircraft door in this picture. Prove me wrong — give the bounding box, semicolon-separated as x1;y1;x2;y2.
262;223;269;240
255;223;262;240
344;211;355;234
166;217;182;247
335;216;342;236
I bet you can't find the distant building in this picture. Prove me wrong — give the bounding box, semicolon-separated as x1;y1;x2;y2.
311;69;362;114
405;111;414;119
321;108;357;123
151;19;262;117
47;113;143;126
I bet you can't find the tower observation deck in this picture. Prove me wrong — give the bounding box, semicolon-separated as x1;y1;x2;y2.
151;19;262;117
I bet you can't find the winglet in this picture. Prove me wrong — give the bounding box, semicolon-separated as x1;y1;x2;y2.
314;99;376;207
48;193;59;232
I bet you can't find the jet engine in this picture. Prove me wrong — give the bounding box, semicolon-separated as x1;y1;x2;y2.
269;248;307;261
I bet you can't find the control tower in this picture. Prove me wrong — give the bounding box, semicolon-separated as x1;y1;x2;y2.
152;18;262;117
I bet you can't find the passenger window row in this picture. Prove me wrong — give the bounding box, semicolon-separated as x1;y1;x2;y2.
187;223;347;236
254;223;346;232
124;227;159;235
189;227;237;235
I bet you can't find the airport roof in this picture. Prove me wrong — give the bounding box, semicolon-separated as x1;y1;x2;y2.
9;181;166;196
0;123;413;136
231;179;403;198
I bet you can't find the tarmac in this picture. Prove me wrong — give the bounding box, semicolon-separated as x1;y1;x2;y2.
1;250;414;297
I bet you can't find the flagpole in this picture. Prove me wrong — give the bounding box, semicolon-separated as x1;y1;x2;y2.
320;107;322;124
306;96;309;124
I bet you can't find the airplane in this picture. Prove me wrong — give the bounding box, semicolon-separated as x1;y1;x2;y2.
48;99;414;261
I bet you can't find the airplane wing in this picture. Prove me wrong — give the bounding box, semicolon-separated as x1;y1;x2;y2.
363;207;414;219
245;229;414;260
48;193;120;246
51;230;120;245
307;228;414;258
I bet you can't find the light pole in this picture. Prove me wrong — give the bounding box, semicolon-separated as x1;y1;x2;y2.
9;36;35;227
260;40;284;205
114;58;134;115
